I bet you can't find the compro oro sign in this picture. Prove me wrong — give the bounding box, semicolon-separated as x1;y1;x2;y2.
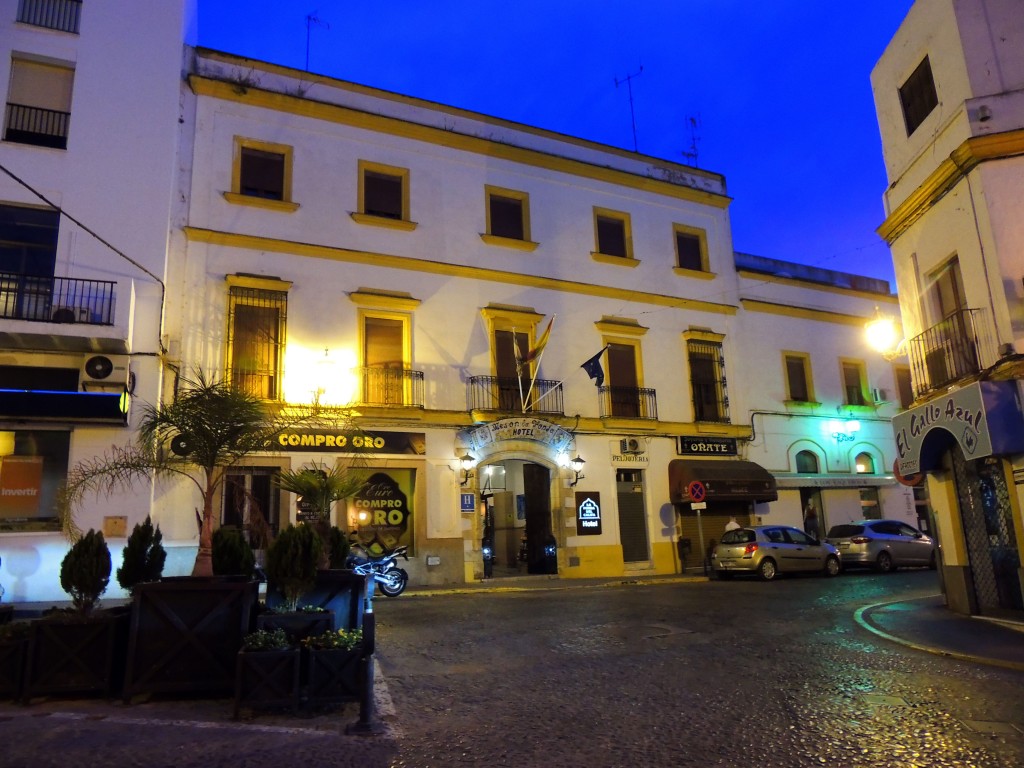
892;380;1024;475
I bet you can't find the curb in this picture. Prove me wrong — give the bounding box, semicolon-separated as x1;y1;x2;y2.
402;574;709;598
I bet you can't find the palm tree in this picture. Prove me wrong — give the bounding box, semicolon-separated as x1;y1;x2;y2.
275;461;366;565
58;369;339;576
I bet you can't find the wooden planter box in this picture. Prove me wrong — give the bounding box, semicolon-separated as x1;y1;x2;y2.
255;611;333;644
123;577;258;701
267;571;367;632
0;635;27;701
233;647;300;718
302;645;365;709
0;605;13;625
22;609;129;702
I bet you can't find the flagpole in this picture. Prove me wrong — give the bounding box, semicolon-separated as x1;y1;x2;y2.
513;326;527;413
523;315;555;411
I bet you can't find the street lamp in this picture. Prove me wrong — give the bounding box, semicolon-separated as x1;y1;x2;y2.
569;455;586;487
865;307;905;360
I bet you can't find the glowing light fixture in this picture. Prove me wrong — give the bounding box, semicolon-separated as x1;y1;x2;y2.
865;307;905;360
569;455;586;487
459;453;475;486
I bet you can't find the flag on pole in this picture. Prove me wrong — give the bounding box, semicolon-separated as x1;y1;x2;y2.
517;316;554;374
580;345;608;387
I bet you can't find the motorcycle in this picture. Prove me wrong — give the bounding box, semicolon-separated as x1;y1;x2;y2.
347;543;409;597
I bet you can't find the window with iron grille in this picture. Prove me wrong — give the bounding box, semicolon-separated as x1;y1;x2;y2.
899;56;938;136
688;340;729;423
227;286;287;400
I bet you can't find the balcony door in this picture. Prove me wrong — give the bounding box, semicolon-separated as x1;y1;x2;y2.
494;329;529;411
363;315;405;405
607;342;639;417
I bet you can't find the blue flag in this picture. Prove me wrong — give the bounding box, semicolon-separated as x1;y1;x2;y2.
580;346;607;387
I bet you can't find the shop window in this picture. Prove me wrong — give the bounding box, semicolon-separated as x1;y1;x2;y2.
859;487;881;520
593;208;632;259
688;339;729;423
222;467;281;547
0;429;69;532
899;56;938;136
855;452;875;474
795;450;819;474
673;225;708;273
346;468;415;556
4;57;74;149
784;353;813;402
226;278;289;400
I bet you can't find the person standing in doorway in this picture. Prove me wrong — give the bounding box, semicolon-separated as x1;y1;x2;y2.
803;501;820;538
724;516;741;532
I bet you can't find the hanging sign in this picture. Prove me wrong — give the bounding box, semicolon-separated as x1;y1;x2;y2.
575;492;602;536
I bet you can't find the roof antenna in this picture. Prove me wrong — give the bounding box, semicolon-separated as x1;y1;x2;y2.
614;65;643;152
681;113;702;167
305;10;330;71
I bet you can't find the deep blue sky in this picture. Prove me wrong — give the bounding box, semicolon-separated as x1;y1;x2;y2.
198;1;915;290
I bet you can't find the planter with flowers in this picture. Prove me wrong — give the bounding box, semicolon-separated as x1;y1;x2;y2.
301;627;365;709
233;627;300;718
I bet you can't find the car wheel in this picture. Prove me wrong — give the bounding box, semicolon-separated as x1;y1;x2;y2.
928;551;937;570
876;551;895;573
758;558;778;581
715;570;734;581
824;555;841;577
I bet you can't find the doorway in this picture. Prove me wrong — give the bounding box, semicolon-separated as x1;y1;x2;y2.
617;468;649;564
481;459;554;577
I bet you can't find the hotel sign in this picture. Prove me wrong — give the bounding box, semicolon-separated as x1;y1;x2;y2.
463;418;574;455
575;492;602;536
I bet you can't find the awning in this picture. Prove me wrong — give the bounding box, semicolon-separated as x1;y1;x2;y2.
669;458;777;503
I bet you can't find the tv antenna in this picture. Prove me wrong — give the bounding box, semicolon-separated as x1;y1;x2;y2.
614;65;643;152
681;114;702;167
305;10;330;71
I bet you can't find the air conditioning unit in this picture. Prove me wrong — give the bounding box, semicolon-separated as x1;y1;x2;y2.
871;388;888;404
619;437;643;454
80;354;130;391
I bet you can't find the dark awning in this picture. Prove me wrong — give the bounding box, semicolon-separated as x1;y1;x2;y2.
669;458;777;503
0;389;127;424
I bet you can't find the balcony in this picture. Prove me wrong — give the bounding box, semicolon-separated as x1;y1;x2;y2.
907;308;996;397
0;273;116;325
467;375;564;415
17;0;81;33
598;385;658;420
354;366;424;409
4;103;70;149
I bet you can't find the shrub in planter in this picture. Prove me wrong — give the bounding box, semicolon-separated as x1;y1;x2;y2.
265;524;322;611
327;526;350;569
117;516;166;596
60;529;111;614
212;527;256;577
256;605;333;645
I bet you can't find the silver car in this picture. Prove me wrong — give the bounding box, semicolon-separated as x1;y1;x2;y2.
825;519;936;572
711;525;841;581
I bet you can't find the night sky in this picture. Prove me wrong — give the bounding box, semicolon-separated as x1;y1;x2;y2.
198;0;916;290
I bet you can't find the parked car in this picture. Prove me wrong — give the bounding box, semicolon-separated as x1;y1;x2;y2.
825;519;936;572
711;525;841;581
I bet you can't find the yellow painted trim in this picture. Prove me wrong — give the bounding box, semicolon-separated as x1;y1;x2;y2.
349;212;418;231
348;289;421;311
879;128;1024;243
673;222;709;272
682;327;724;343
781;350;815;403
673;267;716;280
225;274;293;291
595;317;648;337
479;233;540;251
357;159;410;220
223;192;300;213
591;252;640;267
593;206;634;260
736;269;898;302
484;184;531;243
186;227;739;315
739;298;869;326
231;135;295;202
480;304;543;326
190;74;732;209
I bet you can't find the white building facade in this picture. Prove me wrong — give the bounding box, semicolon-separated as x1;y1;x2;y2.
872;0;1024;617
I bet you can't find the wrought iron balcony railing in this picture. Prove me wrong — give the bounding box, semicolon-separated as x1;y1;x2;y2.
354;366;424;408
907;308;996;397
467;375;564;414
598;385;658;419
0;272;116;324
17;0;81;33
4;103;70;149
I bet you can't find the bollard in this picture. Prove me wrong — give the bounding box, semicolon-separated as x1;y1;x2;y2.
347;576;382;735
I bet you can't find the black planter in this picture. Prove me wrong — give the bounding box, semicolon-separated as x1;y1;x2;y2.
123;576;258;701
233;647;300;718
22;608;130;702
0;634;27;702
0;605;13;625
267;571;367;632
303;645;365;708
255;611;333;643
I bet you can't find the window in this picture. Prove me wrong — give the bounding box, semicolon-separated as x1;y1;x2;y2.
593;208;632;259
493;328;530;411
673;224;708;273
0;204;59;321
361;314;409;406
841;360;867;406
0;429;70;532
894;365;913;409
355;161;412;228
226;277;289;400
784;353;812;402
226;138;297;211
4;57;74;149
222;466;282;546
899;56;938;136
17;0;82;33
606;342;642;417
795;451;819;473
923;257;966;325
688;338;729;423
855;452;875;473
482;186;534;248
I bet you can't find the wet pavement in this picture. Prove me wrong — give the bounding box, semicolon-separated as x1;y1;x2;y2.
1;570;1022;767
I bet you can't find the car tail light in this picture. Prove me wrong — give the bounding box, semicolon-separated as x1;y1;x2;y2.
851;536;870;544
743;543;759;556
